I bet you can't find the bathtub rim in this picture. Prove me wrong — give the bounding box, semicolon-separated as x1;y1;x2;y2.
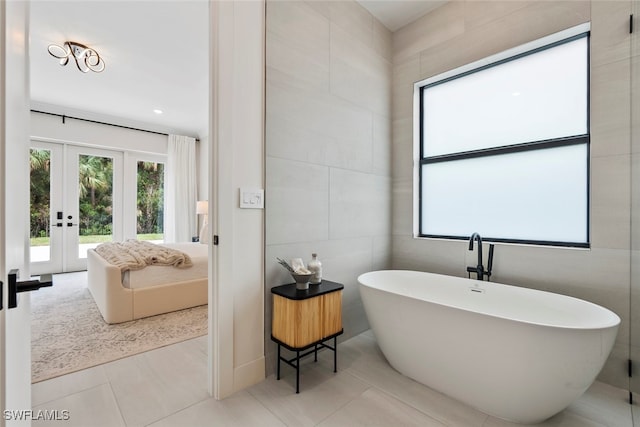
358;269;621;331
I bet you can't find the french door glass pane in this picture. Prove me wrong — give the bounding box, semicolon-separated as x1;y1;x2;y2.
78;154;114;257
137;161;164;242
30;148;51;262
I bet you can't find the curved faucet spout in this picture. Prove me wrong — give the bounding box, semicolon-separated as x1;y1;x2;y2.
468;232;484;280
469;232;483;266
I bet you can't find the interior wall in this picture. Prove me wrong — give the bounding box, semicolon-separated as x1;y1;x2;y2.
264;0;392;374
210;0;265;396
391;1;630;389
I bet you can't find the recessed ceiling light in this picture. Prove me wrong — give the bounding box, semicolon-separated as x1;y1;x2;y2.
153;109;163;115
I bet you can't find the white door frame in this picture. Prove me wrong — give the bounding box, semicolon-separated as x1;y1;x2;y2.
0;0;7;421
2;0;32;424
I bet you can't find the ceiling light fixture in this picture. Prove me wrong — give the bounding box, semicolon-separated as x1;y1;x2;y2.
153;109;163;115
48;41;105;73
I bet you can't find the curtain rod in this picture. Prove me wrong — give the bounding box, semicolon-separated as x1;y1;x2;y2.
31;109;200;142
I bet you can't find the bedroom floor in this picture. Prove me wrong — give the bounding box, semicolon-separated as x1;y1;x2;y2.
32;331;634;427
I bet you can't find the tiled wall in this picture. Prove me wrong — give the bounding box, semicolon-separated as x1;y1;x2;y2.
391;1;632;389
264;1;392;374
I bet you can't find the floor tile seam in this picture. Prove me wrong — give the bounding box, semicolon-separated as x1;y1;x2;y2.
362;384;457;427
31;378;110;409
105;381;128;427
243;387;291;427
312;383;375;426
340;367;488;427
140;395;212;427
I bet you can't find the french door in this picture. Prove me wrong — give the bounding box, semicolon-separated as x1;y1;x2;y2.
30;141;123;274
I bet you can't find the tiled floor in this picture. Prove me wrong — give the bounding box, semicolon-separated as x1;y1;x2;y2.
33;330;635;427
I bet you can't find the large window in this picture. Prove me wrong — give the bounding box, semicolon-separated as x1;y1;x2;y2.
416;26;590;247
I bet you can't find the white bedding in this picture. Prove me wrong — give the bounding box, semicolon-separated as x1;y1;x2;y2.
122;243;208;290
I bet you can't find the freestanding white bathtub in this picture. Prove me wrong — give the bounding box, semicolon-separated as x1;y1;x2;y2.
358;270;620;424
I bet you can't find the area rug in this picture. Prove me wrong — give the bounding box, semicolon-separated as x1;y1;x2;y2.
31;271;208;383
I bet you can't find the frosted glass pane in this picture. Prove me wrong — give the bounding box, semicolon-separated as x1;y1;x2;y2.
422;37;588;157
421;144;588;243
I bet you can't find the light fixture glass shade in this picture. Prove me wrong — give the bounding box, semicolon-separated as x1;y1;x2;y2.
48;41;105;73
196;200;208;215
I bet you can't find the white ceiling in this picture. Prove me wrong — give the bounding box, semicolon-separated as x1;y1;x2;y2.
29;1;443;140
30;1;209;139
357;0;447;32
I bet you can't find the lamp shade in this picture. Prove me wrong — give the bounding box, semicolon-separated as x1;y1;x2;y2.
196;200;208;215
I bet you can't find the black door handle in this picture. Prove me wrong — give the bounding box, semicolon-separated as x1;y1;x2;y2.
8;269;53;309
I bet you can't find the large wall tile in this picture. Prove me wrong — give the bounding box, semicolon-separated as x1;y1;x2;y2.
393;1;465;63
265;107;373;174
330;24;391;117
373;113;392;176
391;178;413;237
303;0;330;20
373;18;392;61
373;234;391;271
329;169;391;239
634;1;640;58
591;154;631;250
266;77;374;172
267;77;372;144
462;1;531;32
591;0;632;67
266;157;329;245
391;118;414;181
591;59;631;158
266;0;328;53
266;31;329;93
392;55;420;121
633;55;640;154
329;0;373;49
633;154;640;249
391;235;467;277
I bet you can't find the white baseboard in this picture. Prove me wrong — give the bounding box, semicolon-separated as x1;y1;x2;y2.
234;355;265;392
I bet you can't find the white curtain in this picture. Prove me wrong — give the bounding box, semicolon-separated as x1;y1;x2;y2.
165;134;197;243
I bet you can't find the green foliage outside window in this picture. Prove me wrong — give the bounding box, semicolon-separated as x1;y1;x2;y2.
30;150;165;239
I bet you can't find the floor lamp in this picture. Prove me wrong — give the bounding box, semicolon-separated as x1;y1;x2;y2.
197;200;208;244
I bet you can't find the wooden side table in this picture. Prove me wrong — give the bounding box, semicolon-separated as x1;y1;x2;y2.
271;280;344;393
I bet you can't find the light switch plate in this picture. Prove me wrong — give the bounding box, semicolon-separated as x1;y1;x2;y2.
240;187;264;209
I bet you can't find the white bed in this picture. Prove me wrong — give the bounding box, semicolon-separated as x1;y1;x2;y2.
87;242;208;324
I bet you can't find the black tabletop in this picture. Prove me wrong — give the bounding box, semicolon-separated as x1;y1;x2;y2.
271;280;344;300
